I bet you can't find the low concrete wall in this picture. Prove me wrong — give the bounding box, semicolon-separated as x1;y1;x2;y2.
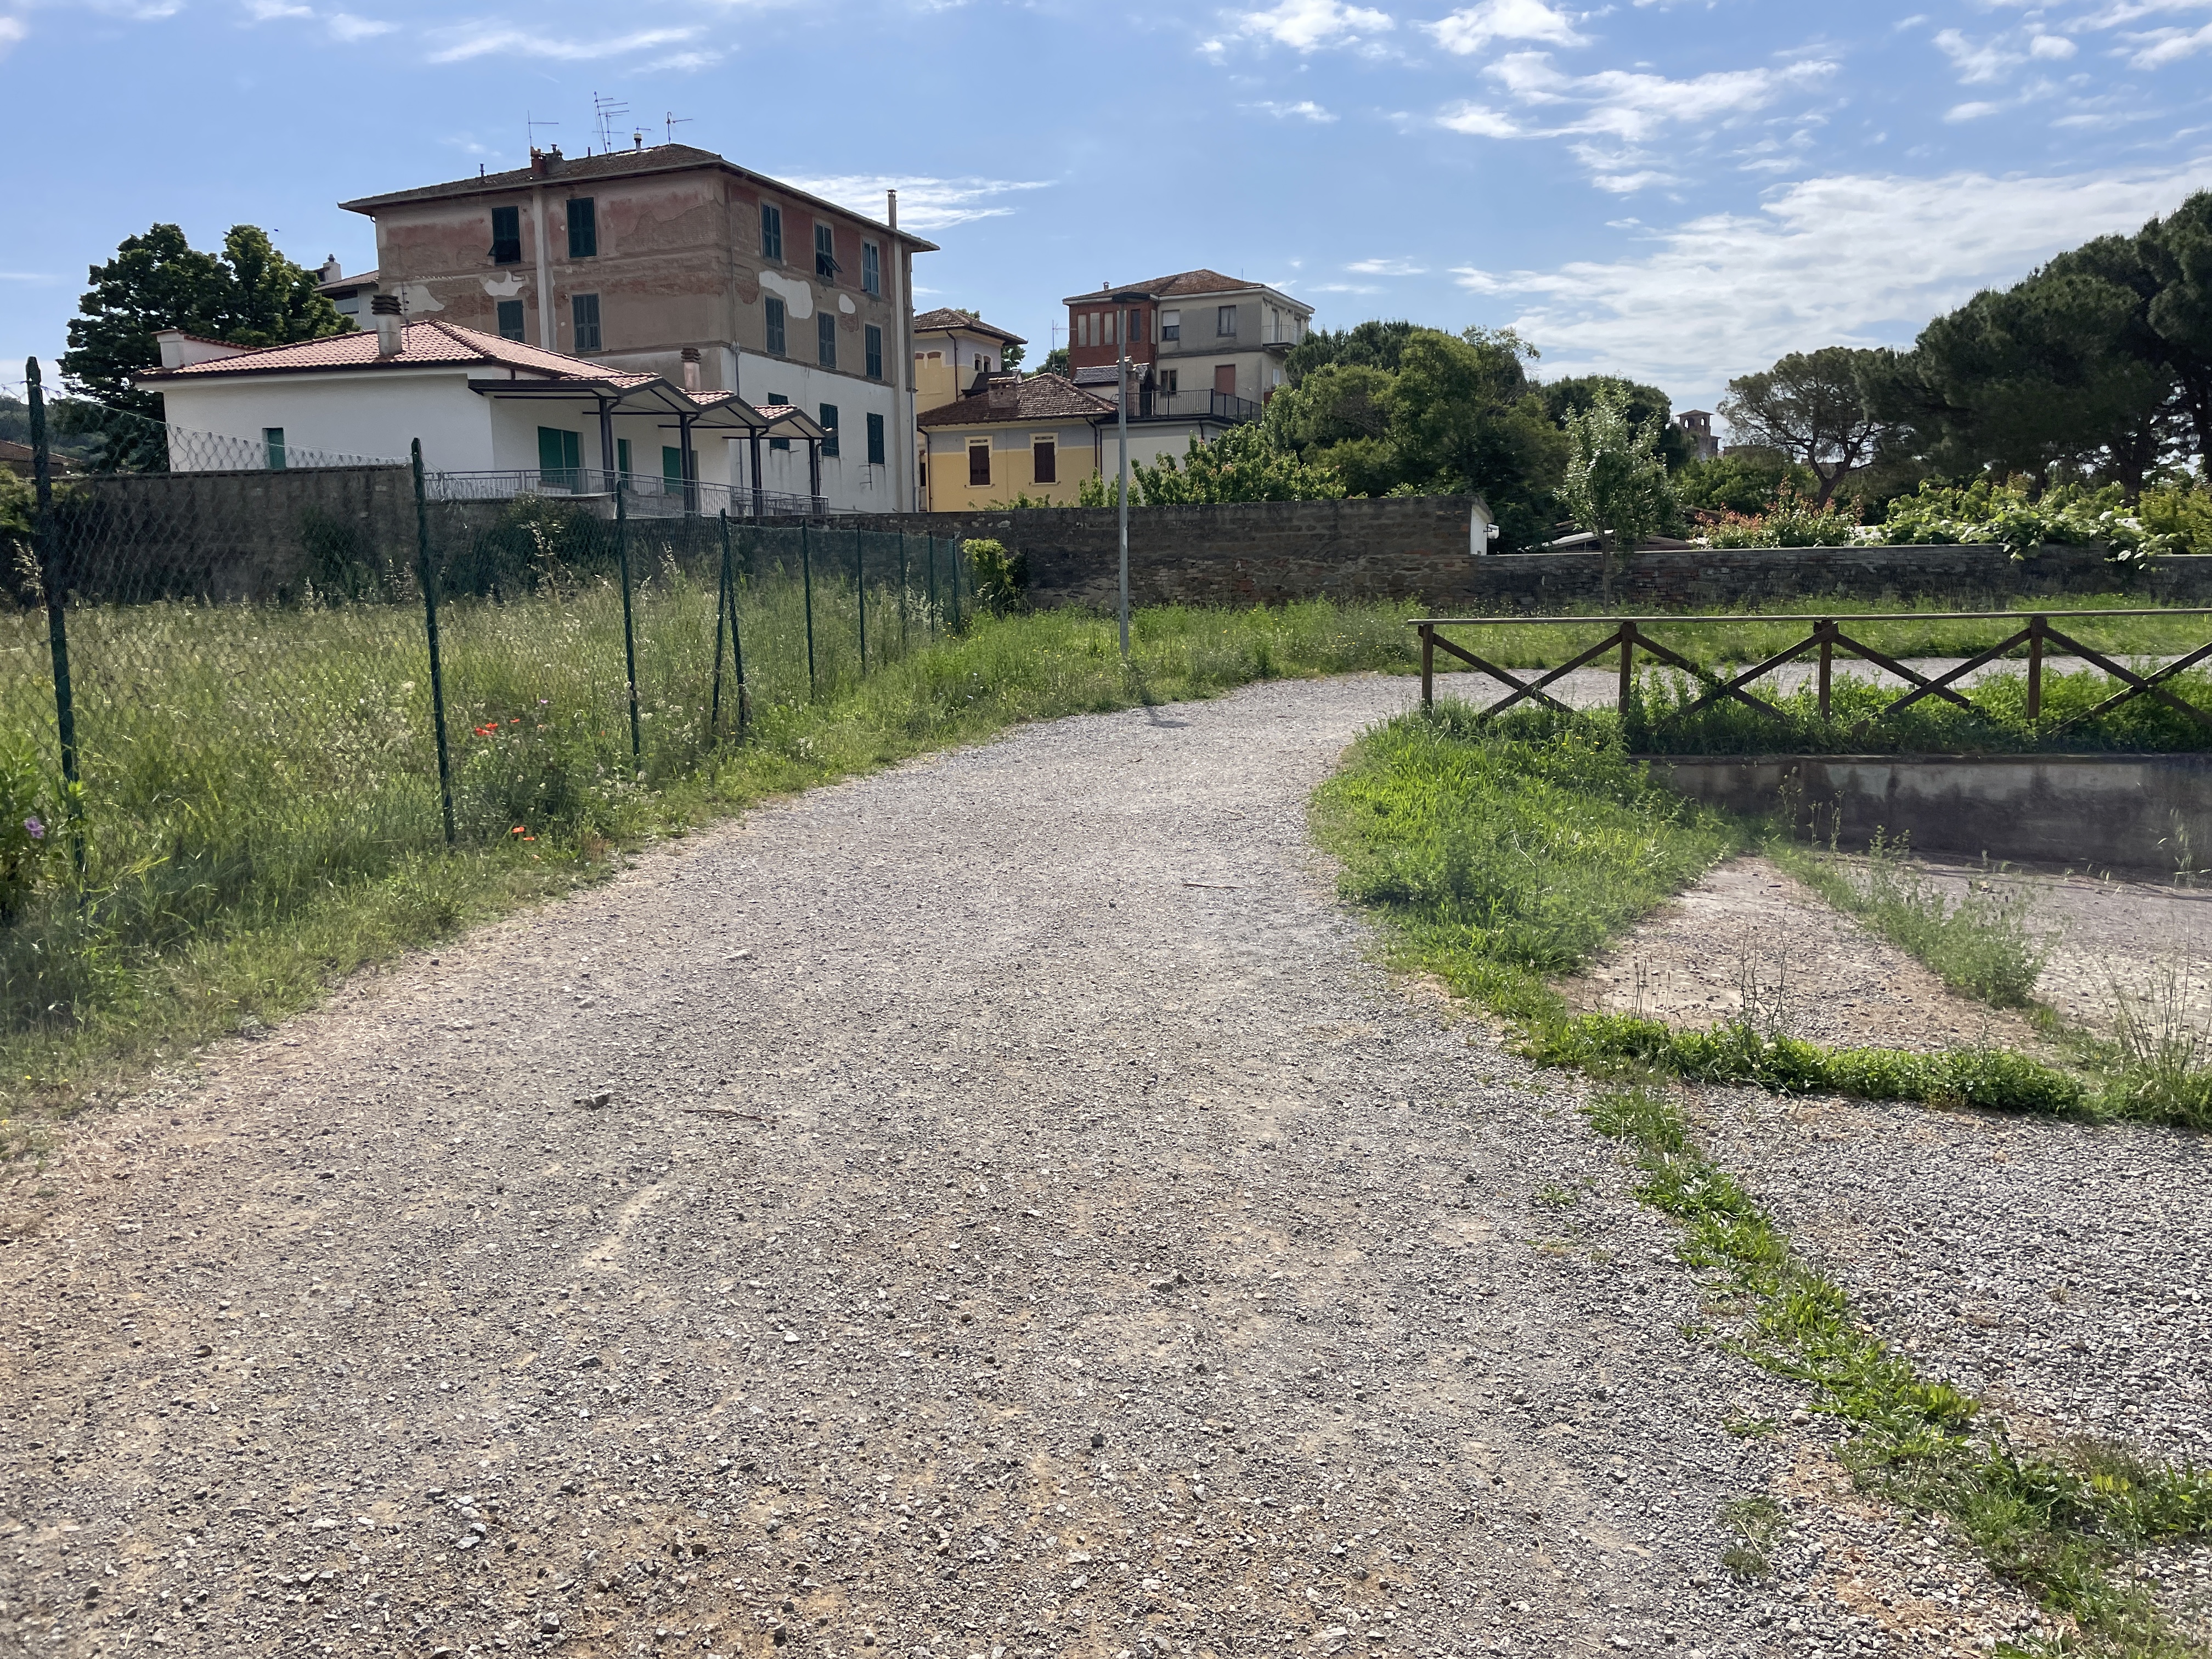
1651;753;2212;874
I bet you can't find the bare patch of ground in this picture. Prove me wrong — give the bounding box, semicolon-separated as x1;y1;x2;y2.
1559;856;2049;1054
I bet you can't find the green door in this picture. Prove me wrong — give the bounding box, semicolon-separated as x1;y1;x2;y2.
537;427;580;489
663;445;685;488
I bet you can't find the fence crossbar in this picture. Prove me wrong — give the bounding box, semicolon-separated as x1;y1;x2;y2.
1650;632;1820;726
2051;638;2212;732
1865;626;2032;722
2040;627;2212;729
1420;623;1621;714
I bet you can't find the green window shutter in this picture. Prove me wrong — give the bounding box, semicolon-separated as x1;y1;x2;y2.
263;427;286;470
819;403;839;458
663;446;684;485
567;198;597;259
563;431;581;472
538;426;566;474
617;438;632;476
495;300;525;341
866;412;885;465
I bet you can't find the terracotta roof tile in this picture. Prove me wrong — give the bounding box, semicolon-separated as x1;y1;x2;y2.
917;373;1113;428
137;320;656;386
1061;269;1304;303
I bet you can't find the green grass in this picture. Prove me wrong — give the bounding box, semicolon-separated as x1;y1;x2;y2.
1588;1081;2212;1656
0;588;1421;1135
1423;591;2212;673
1311;700;1748;1023
1319;707;2212;1652
1772;833;2055;1007
1624;667;2212;754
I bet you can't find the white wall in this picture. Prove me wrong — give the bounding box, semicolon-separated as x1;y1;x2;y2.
733;351;900;510
155;370;494;470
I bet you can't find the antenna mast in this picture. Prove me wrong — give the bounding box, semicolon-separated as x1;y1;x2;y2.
526;110;560;154
592;92;631;154
664;111;693;145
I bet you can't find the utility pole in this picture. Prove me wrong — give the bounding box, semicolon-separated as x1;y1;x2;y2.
1110;289;1152;661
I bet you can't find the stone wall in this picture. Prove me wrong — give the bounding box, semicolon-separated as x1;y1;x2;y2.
835;500;2212;610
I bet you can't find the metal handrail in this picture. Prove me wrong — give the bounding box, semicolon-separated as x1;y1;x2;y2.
1409;608;2212;625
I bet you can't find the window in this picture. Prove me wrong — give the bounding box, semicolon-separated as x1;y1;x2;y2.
817;312;837;369
495;299;525;341
1161;308;1181;342
263;427;286;471
1103;311;1116;347
489;205;522;264
663;446;685;487
819;403;839;458
968;440;990;487
1217;304;1238;337
864;324;883;381
571;293;601;352
537;426;582;487
567;198;597;259
1163;368;1179;395
760;204;783;262
768;391;790;452
861;241;881;296
815;222;837;280
1076;314;1088;348
1032;436;1056;484
866;411;886;466
765;296;786;357
617;437;633;476
1129;311;1146;346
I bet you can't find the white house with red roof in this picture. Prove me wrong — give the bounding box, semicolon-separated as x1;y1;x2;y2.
134;310;833;514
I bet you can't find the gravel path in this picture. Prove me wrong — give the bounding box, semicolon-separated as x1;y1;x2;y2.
3;676;2080;1658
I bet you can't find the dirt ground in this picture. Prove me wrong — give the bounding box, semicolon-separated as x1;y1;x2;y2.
1;676;2199;1659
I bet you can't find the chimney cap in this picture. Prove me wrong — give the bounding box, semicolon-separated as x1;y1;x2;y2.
681;346;701;362
370;294;401;315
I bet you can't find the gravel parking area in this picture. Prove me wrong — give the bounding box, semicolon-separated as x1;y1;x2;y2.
1;675;2080;1658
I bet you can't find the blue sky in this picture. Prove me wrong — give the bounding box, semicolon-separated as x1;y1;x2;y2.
5;0;2212;420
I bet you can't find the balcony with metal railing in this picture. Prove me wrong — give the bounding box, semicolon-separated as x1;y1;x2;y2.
425;470;827;519
1130;388;1262;425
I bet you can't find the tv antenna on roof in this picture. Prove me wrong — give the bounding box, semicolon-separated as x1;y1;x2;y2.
526;110;560;153
664;111;692;145
592;92;630;154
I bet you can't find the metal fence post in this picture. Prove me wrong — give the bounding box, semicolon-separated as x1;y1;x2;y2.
949;534;963;634
2027;614;2046;723
898;528;909;654
26;359;84;881
927;533;939;634
410;439;457;847
712;509;734;733
856;525;867;675
614;476;642;766
800;522;817;693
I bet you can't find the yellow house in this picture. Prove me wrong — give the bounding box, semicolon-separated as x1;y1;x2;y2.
917;374;1113;510
911;307;1026;414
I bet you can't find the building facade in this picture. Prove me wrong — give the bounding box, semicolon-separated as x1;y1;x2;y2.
917;374;1111;510
335;144;935;513
1060;270;1311;414
911;308;1024;414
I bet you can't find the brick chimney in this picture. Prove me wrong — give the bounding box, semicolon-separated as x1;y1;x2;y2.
987;375;1018;413
371;294;403;357
681;346;701;392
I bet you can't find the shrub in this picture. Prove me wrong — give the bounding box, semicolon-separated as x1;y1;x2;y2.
964;538;1028;616
1871;477;2185;565
0;735;59;924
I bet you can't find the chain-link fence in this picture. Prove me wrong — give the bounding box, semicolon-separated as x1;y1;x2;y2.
2;359;972;1035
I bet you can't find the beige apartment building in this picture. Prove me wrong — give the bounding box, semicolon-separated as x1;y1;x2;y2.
1061;269;1312;413
336;143;937;512
917;375;1111;510
911;308;1024;413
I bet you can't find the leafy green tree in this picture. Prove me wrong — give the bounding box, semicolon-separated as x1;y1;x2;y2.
2141;191;2212;464
1718;347;1891;509
1558;386;1673;594
1283;319;1418;387
1128;422;1346;504
1538;375;1694;471
61;223;351;426
1673;452;1812;516
1037;347;1070;378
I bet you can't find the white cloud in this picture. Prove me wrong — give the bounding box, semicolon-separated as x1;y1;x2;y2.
2029;32;2076;58
1449;161;2212;404
0;14;22;50
1221;0;1393;53
1310;281;1385;292
424;21;697;60
1249;98;1339;119
1932;27;2021;83
1946;99;2002;121
1347;256;1427;274
781;174;1054;231
326;10;391;36
1441;50;1836;189
1423;0;1583;56
2129;18;2212;63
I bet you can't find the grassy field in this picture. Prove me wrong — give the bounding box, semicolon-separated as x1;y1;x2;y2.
0;580;1420;1130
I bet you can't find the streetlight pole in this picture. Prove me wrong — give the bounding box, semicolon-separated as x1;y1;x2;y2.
1109;289;1152;663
